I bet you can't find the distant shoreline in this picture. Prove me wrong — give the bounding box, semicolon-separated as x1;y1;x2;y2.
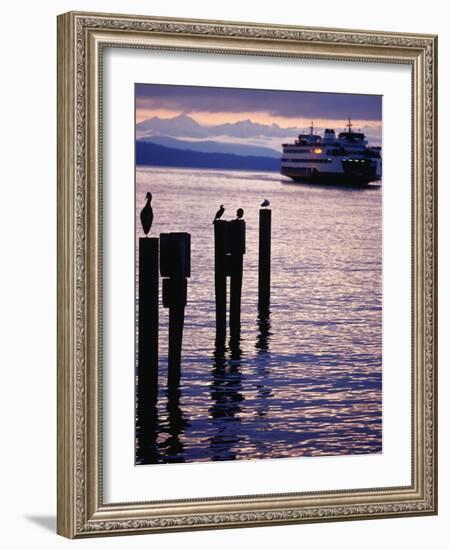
136;163;280;174
136;141;280;173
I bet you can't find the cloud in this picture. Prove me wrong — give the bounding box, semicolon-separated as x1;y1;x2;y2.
136;83;382;121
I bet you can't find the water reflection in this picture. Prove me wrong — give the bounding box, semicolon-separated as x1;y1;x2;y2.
255;310;271;353
254;311;273;418
159;388;189;463
136;404;159;465
209;341;245;461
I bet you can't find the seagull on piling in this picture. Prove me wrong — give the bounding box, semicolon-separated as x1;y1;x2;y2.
140;192;154;236
236;208;244;219
213;204;225;223
260;199;270;208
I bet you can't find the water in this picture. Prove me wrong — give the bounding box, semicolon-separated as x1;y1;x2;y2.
135;166;382;464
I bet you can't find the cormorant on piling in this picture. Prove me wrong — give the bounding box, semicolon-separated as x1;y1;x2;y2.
213;205;225;223
140;192;154;236
260;199;270;208
236;208;244;219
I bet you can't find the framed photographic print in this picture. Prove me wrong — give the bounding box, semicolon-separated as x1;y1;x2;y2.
57;11;437;538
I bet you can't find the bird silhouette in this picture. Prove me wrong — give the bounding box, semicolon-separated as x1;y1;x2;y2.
213;204;225;223
260;199;270;208
236;208;244;219
140;192;154;236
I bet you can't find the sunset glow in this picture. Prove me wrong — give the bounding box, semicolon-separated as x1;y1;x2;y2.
136;107;382;134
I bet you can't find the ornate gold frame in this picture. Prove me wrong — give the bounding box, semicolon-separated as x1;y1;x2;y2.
57;11;438;538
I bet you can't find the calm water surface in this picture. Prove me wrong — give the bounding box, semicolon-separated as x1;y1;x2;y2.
135;166;382;464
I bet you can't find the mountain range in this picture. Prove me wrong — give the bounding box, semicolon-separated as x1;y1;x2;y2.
136;113;299;140
135;114;291;169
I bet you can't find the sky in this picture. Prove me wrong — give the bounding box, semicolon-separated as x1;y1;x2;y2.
135;83;382;149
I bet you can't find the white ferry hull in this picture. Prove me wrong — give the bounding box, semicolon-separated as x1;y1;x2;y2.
281;163;380;186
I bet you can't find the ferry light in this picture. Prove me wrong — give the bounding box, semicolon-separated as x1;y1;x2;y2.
313;147;323;154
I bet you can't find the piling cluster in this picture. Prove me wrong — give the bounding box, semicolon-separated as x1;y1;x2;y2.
137;200;272;422
137;232;191;417
213;218;246;349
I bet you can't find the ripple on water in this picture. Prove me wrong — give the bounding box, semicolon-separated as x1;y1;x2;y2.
135;167;382;465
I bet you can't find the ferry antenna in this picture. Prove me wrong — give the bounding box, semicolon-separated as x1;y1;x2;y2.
347;116;353;133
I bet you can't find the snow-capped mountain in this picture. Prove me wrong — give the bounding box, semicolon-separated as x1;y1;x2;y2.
136;113;210;138
136;114;298;140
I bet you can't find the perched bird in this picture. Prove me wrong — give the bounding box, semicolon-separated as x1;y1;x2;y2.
236;208;244;219
140;192;154;236
213;204;225;223
260;198;270;208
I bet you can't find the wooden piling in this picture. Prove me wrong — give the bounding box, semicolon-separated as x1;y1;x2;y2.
162;277;187;388
160;232;191;280
214;221;228;347
258;209;271;313
229;219;245;341
137;237;159;410
160;233;190;389
229;252;243;341
214;218;246;345
167;306;185;388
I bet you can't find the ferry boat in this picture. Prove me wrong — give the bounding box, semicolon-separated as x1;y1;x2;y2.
281;118;381;185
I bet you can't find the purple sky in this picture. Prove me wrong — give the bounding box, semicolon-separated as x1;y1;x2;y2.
136;83;382;122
